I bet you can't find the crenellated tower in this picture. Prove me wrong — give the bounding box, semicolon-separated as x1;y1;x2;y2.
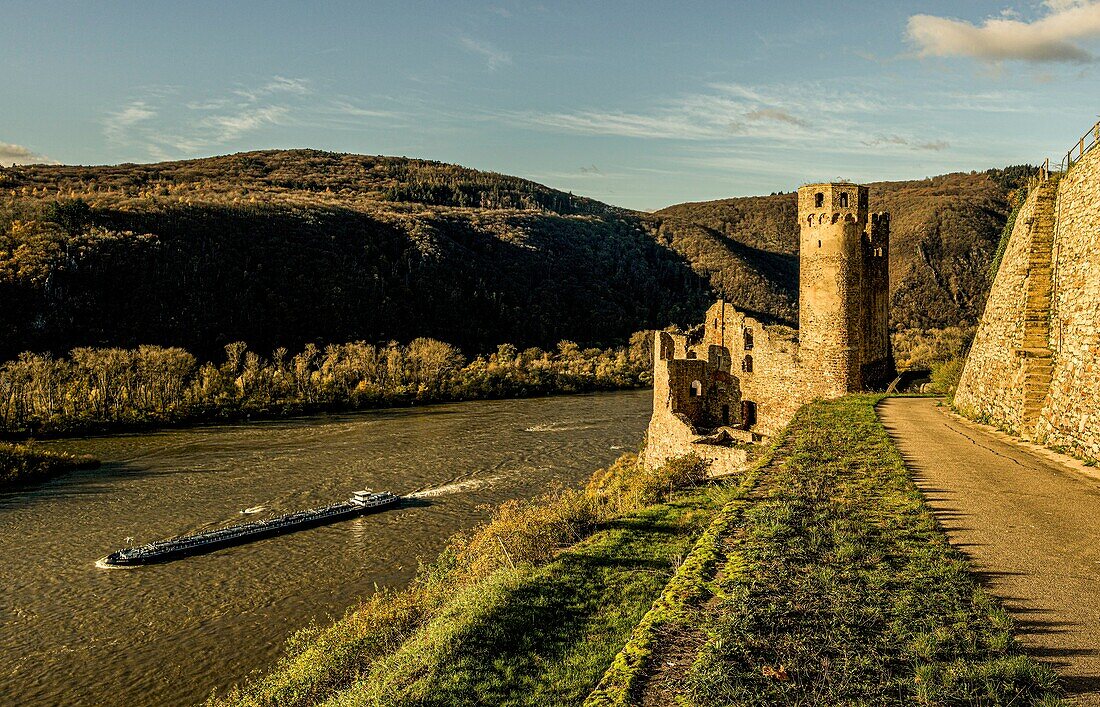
797;183;893;395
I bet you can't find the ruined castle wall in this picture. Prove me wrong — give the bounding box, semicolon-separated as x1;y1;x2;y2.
953;186;1039;431
1035;148;1100;458
693;301;805;438
642;331;748;474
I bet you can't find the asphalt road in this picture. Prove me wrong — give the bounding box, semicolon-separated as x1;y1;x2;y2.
878;397;1100;705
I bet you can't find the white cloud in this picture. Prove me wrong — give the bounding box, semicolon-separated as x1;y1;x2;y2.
743;108;811;128
459;37;512;71
864;134;950;152
508;83;881;143
202;105;290;142
0;141;56;165
104;101;157;145
907;1;1100;63
101;77;402;160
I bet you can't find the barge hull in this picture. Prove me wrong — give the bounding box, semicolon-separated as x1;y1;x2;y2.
101;496;399;567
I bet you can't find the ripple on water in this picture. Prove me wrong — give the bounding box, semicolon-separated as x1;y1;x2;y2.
0;389;651;707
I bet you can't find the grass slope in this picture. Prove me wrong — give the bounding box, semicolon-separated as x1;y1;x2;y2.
328;489;731;707
659;396;1063;706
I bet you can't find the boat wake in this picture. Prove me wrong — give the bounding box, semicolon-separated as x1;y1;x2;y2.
95;557;139;570
524;421;598;433
406;476;501;499
241;505;267;514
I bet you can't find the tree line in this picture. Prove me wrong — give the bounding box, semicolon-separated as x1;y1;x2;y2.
0;333;653;437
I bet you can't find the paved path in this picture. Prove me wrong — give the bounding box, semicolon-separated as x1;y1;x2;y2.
878;397;1100;705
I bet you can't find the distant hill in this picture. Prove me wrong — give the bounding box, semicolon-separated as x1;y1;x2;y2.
0;151;710;360
652;166;1035;331
0;151;1033;361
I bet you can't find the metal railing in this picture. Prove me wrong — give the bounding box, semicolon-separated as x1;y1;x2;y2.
1061;118;1100;172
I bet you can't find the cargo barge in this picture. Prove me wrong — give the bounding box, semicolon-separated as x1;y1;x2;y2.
97;490;400;568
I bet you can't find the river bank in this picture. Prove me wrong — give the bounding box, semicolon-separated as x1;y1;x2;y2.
222;396;1064;707
0;337;651;439
0;442;98;490
0;389;651;707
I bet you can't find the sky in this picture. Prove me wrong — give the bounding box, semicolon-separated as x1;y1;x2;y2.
2;0;1100;210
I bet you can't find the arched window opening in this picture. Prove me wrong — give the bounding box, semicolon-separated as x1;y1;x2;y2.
742;354;753;373
690;380;703;397
814;192;824;208
741;400;757;429
839;192;849;208
806;215;814;226
743;328;754;351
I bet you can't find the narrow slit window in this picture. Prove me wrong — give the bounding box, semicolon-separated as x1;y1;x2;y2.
690;380;703;397
839;192;849;207
814;192;824;208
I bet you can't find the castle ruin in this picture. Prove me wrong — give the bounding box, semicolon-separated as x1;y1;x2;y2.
643;182;893;473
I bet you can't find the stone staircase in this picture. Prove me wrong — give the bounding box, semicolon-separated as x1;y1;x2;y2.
1018;179;1058;438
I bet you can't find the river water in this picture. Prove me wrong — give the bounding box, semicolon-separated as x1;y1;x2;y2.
0;390;651;707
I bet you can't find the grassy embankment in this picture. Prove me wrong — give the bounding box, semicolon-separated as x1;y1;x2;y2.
0;442;97;491
210;452;755;707
588;395;1062;706
215;395;1061;707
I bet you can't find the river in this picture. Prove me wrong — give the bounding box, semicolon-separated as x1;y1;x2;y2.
0;389;651;707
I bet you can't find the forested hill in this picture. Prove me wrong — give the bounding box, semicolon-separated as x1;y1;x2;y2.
0;150;711;360
652;167;1034;331
0;151;1031;361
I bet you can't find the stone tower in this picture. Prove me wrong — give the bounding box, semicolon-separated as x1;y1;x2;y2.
797;183;892;395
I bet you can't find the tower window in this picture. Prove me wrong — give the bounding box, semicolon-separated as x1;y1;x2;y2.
743;328;754;350
690;380;703;397
839;192;849;207
741;400;757;429
814;192;824;208
818;239;822;248
742;355;753;373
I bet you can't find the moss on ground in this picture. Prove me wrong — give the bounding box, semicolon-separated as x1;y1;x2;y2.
679;395;1063;706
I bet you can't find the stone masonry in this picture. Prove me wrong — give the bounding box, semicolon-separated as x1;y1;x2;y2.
958;144;1100;460
643;183;894;474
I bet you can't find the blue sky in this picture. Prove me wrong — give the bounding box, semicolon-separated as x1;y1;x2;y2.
2;0;1100;210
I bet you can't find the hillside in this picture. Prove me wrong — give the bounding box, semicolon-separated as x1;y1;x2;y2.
0;152;1032;361
0;151;710;360
652;167;1034;331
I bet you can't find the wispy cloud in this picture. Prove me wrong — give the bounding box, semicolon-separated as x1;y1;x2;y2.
102;77;405;160
459;36;512;71
507;83;885;143
864;134;950;152
104;101;157;145
0;141;57;165
907;1;1100;63
743;108;810;128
